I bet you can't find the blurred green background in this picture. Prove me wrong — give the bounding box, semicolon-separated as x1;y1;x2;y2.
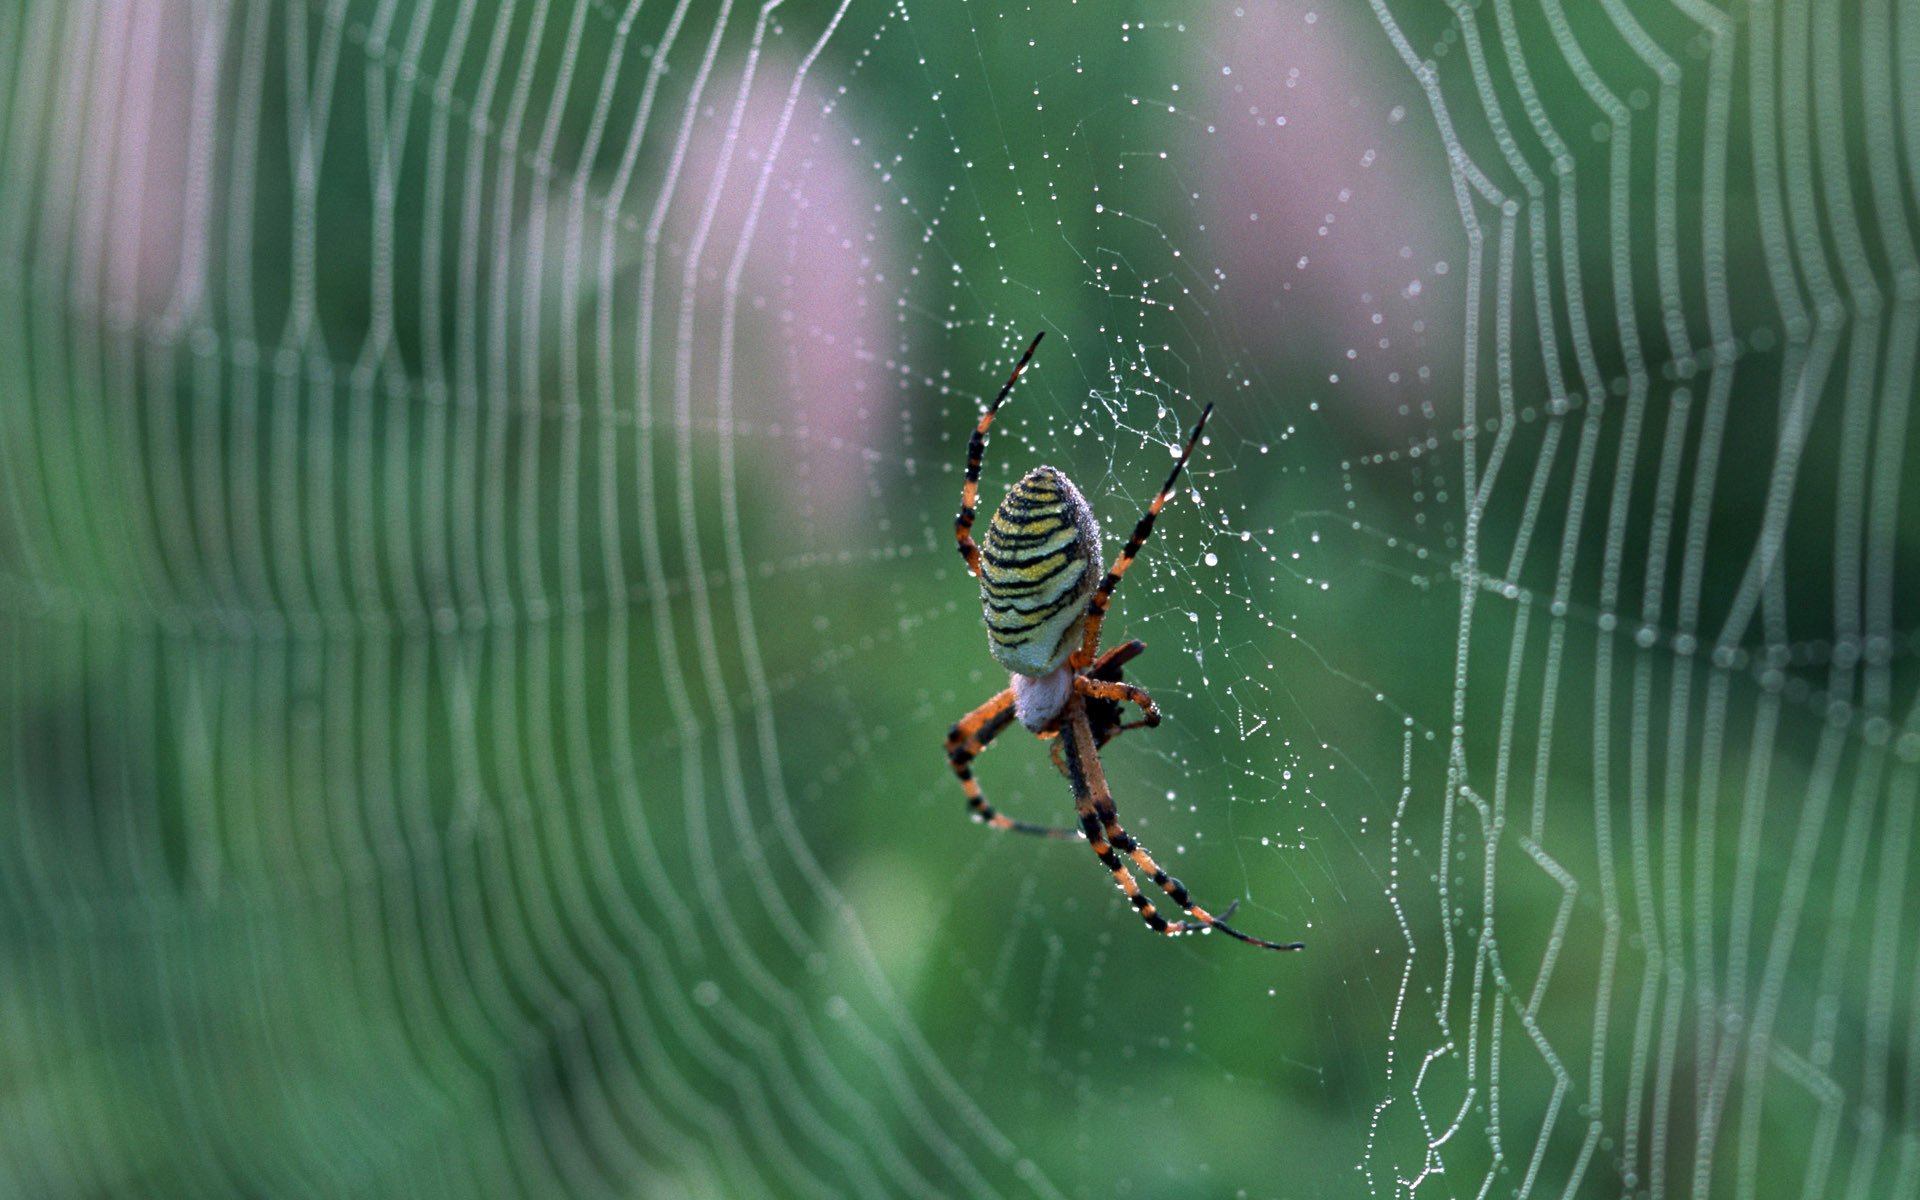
3;1;1917;1197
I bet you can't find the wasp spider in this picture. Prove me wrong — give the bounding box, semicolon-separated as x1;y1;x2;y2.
946;332;1302;952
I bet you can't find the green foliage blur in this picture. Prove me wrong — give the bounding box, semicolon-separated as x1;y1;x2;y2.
4;1;1915;1197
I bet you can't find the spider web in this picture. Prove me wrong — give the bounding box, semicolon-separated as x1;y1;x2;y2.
3;0;1918;1196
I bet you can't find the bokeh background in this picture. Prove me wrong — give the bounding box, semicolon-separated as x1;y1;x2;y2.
4;1;1918;1197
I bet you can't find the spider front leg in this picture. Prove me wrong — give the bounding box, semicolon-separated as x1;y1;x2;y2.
1074;677;1159;726
947;688;1082;839
954;331;1046;578
1058;695;1302;951
1071;404;1213;670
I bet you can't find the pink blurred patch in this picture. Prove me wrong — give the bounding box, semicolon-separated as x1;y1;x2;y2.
1194;4;1460;436
666;44;893;528
55;0;210;331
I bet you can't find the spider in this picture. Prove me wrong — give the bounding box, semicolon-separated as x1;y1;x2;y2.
945;331;1303;952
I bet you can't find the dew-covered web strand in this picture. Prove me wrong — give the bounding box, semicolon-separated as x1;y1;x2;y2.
1696;7;1836;1192
1358;0;1920;1196
1536;0;1667;1190
613;4;1031;1194
1632;11;1742;1187
533;1;791;1190
123;1;1034;1194
1853;4;1920;1194
444;10;660;1195
1729;0;1889;1192
606;12;863;1194
686;3;1043;1194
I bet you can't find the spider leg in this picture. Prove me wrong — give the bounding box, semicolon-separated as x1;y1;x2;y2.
1053;712;1158;778
1058;697;1303;951
1088;638;1147;678
1071;405;1213;669
1073;677;1160;727
947;687;1082;839
955;331;1047;579
1047;712;1157;781
1049;641;1153;778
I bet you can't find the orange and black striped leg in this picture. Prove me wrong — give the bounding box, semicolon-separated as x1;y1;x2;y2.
1050;676;1158;779
1073;677;1159;727
1049;711;1157;779
1059;698;1303;951
947;688;1081;839
1072;404;1214;668
1056;700;1198;939
1084;640;1153;737
1050;642;1153;778
1088;638;1147;679
955;331;1047;578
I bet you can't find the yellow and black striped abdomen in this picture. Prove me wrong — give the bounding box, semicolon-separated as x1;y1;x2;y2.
979;466;1103;676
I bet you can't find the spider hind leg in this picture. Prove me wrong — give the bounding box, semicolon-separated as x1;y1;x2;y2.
1059;694;1303;952
948;688;1081;840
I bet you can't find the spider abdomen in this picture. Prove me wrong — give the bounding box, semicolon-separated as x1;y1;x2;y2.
979;466;1102;676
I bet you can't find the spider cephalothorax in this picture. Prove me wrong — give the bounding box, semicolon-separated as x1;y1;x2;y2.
945;331;1301;952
